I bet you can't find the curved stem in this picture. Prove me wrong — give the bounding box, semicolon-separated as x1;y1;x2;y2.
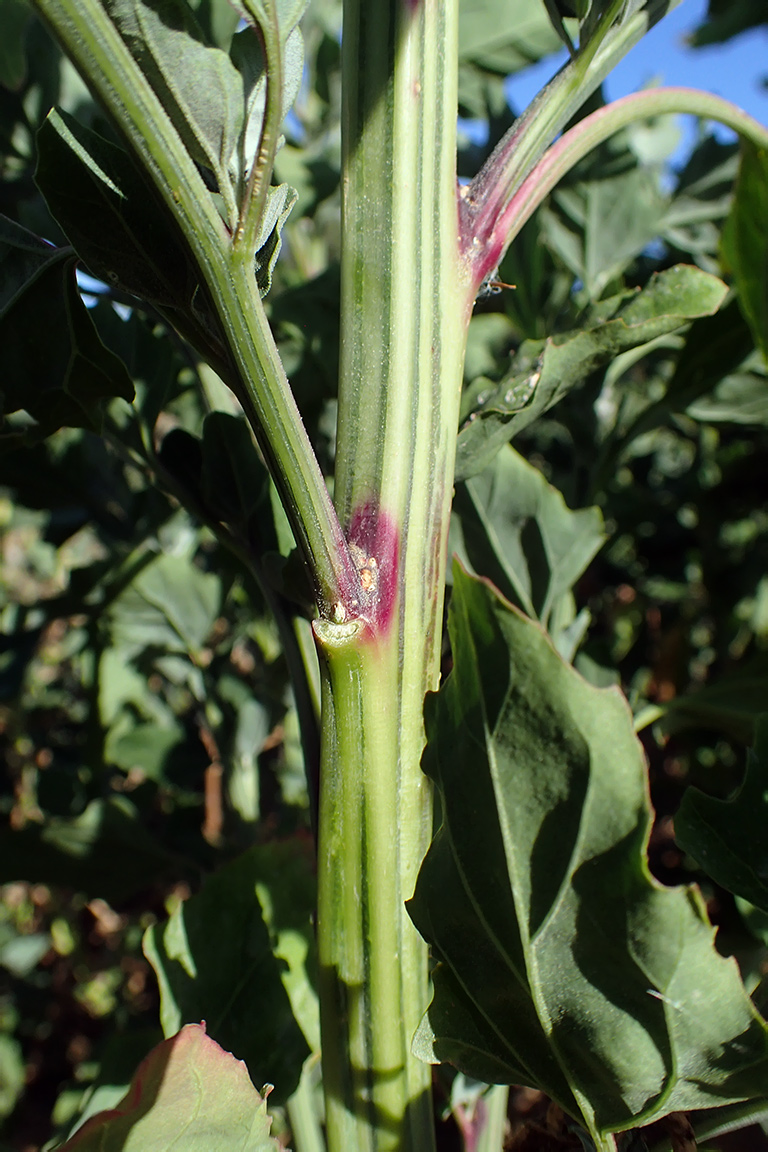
34;0;351;614
459;0;686;286
465;87;768;293
234;1;284;254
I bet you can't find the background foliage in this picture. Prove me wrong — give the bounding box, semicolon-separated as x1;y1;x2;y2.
1;0;768;1147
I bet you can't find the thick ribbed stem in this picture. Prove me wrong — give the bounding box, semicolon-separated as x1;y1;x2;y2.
315;1;470;1149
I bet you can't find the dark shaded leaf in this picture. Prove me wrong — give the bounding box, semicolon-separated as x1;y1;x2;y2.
143;845;311;1104
0;798;175;902
200;411;271;528
0;215;134;442
676;716;768;913
35;111;200;315
654;655;768;747
409;566;768;1144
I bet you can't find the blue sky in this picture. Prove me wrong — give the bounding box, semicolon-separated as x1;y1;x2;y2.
506;0;768;145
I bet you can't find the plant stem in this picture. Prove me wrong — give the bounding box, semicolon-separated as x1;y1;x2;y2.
315;0;470;1148
467;87;768;289
33;0;351;613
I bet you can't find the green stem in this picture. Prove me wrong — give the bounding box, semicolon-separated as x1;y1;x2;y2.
316;0;468;1149
460;0;686;286
33;0;350;613
469;87;768;290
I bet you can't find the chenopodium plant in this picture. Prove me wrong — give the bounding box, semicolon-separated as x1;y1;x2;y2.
8;0;768;1148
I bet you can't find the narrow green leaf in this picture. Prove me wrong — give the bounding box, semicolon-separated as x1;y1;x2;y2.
58;1024;282;1151
143;845;310;1103
721;142;768;362
451;444;605;631
409;567;768;1144
456;264;728;480
676;716;768;913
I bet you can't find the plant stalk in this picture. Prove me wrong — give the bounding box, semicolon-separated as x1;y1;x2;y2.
315;0;471;1149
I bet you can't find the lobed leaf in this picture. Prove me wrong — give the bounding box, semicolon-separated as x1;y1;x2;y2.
409;566;768;1146
455;265;728;480
57;1023;281;1151
451;444;605;644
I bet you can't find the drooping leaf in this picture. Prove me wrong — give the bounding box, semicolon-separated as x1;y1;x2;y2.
721;142;768;363
409;566;768;1146
58;1024;282;1151
676;716;768;914
451;444;605;643
0;215;134;444
456;265;729;480
143;845;311;1103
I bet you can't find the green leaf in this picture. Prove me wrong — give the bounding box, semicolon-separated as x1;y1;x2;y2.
0;0;31;89
107;0;244;199
143;845;311;1103
108;552;221;661
457;0;564;118
543;167;668;300
200;411;272;527
456;265;728;481
451;444;605;635
58;1024;282;1151
253;182;298;297
652;654;768;745
676;716;768;914
0;215;134;442
722;142;768;363
409;566;768;1145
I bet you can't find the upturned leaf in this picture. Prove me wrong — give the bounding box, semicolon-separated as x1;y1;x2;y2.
58;1023;282;1150
676;716;768;914
0;215;134;443
409;566;768;1146
456;264;729;480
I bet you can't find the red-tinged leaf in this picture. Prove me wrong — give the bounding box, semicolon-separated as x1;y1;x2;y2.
58;1023;281;1152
